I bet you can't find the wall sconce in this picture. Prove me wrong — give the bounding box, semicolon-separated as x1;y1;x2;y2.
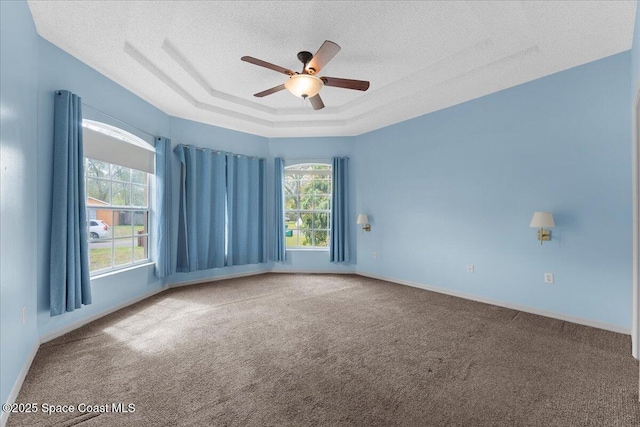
357;214;371;231
529;212;555;245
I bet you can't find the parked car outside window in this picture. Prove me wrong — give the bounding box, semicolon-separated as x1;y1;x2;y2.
89;220;110;240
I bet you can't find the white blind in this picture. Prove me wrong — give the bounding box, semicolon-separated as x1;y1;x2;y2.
82;121;155;173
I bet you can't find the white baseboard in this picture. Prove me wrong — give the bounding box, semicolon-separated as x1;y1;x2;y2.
1;339;40;427
270;270;355;274
168;270;268;289
39;286;166;344
38;269;631;342
357;271;631;335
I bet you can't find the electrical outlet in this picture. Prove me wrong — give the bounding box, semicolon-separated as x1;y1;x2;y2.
372;251;377;259
467;264;474;273
544;273;554;284
22;306;27;324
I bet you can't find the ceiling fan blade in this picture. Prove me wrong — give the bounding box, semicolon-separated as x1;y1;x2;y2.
309;94;325;110
241;56;295;76
320;77;370;91
254;84;286;98
306;41;341;74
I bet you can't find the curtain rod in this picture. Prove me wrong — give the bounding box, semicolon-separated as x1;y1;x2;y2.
284;158;332;161
81;103;157;140
177;144;265;160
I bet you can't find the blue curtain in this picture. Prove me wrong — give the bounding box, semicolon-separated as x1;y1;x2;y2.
154;137;173;278
273;157;286;261
330;157;350;263
227;154;267;266
175;145;226;272
50;90;91;316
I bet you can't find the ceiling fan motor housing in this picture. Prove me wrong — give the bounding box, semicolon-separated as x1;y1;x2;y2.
297;51;314;67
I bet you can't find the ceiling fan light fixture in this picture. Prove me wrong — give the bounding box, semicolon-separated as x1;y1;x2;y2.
243;41;368;109
284;74;323;99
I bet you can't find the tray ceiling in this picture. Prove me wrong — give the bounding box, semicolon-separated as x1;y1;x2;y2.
28;1;636;137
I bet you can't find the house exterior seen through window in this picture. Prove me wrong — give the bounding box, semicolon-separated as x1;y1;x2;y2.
83;120;153;275
85;159;150;273
284;163;331;249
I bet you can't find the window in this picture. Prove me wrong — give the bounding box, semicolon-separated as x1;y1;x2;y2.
85;159;150;273
82;120;154;275
284;163;331;249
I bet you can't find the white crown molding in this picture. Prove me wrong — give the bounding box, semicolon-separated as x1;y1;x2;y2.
28;0;636;138
123;42;275;128
126;35;549;138
162;38;278;115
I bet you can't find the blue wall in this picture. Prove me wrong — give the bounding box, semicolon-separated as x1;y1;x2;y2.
354;51;632;329
35;39;170;338
0;0;41;408
631;1;640;358
633;3;640;94
34;41;290;329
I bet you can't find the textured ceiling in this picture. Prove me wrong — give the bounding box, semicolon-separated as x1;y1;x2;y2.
28;1;636;137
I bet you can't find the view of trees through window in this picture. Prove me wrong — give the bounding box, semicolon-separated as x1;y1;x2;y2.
284;163;331;248
85;158;149;273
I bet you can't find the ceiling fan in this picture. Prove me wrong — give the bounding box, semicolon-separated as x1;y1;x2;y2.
241;40;370;110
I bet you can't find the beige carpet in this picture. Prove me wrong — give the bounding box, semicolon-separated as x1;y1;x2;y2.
7;274;639;426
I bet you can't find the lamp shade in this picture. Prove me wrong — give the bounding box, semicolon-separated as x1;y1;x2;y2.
357;214;369;224
529;212;555;228
284;74;323;98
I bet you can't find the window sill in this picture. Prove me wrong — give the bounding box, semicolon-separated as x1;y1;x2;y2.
90;261;154;280
286;248;329;252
